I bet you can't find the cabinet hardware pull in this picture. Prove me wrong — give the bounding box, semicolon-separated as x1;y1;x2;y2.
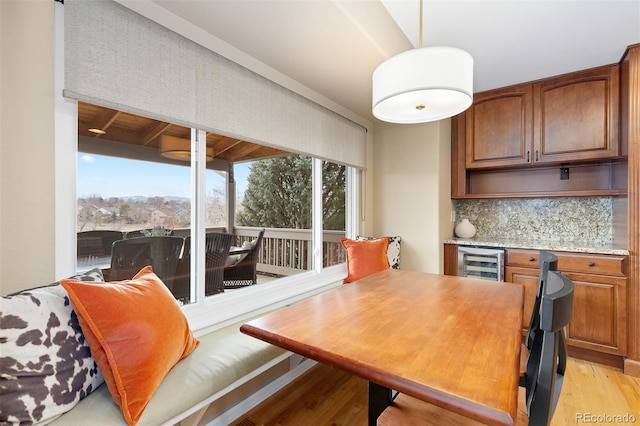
529;257;535;262
535;150;539;162
527;151;530;162
588;262;595;267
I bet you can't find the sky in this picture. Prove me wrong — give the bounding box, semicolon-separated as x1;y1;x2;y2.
77;153;250;199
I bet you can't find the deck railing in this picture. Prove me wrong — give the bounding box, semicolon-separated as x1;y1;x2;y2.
77;226;346;278
231;226;346;277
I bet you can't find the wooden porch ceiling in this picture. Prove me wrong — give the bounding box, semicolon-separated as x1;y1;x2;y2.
77;102;286;163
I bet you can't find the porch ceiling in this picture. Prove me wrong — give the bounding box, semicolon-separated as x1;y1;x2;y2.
78;101;287;163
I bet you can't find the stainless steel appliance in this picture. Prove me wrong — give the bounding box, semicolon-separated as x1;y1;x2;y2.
457;246;504;281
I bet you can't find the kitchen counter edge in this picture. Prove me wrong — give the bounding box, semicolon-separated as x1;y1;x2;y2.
443;238;629;256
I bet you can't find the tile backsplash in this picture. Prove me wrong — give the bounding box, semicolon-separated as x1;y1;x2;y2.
453;197;614;245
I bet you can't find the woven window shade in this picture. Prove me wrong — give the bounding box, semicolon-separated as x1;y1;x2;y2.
63;0;365;168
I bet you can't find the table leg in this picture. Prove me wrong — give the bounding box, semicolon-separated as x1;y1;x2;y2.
368;381;393;426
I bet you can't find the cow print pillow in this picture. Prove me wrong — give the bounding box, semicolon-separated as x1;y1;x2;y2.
356;236;402;269
1;269;106;425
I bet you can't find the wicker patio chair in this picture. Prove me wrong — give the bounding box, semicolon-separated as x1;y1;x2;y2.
224;228;265;289
110;236;184;291
77;230;124;257
175;232;233;299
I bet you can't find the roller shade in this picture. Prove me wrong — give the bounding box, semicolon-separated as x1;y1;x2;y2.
64;0;366;168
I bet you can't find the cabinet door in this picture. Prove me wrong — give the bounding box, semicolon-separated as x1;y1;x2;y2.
465;84;533;169
563;272;627;356
505;266;539;332
534;65;620;163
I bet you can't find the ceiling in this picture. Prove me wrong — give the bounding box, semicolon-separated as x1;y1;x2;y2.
138;0;639;122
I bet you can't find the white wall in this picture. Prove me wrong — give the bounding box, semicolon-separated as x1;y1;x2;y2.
372;120;453;273
0;0;56;294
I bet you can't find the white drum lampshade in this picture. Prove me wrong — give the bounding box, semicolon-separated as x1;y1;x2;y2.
372;46;473;124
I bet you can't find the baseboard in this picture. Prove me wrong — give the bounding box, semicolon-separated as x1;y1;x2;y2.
623;358;640;377
206;357;318;425
567;346;624;369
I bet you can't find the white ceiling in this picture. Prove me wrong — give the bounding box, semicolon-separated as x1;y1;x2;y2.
143;0;639;122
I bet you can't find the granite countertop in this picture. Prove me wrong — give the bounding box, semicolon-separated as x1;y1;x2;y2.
443;236;629;256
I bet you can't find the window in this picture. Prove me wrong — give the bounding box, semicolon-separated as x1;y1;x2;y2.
322;160;347;268
58;1;363;331
235;155;313;277
74;103;353;328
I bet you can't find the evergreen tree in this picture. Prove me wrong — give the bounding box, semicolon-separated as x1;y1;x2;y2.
237;155;345;231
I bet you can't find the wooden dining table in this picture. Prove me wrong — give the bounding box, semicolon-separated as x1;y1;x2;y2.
240;269;524;426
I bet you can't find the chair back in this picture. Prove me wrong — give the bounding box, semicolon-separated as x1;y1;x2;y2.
77;230;124;257
525;251;558;349
223;228;265;288
176;232;234;298
204;232;233;295
110;236;184;289
525;270;573;425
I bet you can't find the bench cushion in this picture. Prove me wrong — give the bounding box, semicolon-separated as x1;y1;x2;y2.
49;320;286;425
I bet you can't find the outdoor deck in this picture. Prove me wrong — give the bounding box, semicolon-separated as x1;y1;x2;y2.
77;226;345;284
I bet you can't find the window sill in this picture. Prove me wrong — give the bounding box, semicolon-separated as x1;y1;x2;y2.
185;264;347;334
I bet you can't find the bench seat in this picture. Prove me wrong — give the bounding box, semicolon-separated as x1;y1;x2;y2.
49;320;287;425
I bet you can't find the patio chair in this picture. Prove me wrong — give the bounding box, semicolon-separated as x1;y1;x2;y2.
77;230;124;257
110;236;184;291
175;232;234;299
224;228;265;289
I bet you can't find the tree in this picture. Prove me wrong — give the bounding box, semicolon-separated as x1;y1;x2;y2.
119;203;130;222
322;161;345;231
236;155;345;230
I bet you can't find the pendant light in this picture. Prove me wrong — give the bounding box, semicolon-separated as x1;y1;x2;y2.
372;0;473;124
160;135;214;162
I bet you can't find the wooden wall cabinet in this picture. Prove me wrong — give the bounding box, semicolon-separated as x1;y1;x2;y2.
453;63;627;198
535;66;620;164
465;84;533;169
505;249;628;358
466;65;619;170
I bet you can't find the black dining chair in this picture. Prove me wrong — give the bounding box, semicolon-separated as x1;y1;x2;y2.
110;236;184;290
376;269;574;426
518;251;558;387
176;232;233;298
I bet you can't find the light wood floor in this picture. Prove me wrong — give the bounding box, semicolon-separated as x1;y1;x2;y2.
231;358;640;426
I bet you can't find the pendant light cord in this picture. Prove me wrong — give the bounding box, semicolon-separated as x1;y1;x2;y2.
418;0;423;48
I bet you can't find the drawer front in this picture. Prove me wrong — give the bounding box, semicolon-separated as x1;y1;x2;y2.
505;249;540;268
506;249;627;277
556;253;627;276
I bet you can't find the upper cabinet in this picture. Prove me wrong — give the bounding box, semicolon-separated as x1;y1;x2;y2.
466;65;620;170
535;65;620;164
452;61;628;199
465;84;533;168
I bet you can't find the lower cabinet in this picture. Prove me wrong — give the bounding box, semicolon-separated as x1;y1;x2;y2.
504;266;540;332
563;272;627;355
505;249;628;356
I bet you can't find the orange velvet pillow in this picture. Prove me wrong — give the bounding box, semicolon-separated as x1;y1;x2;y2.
61;266;199;425
341;237;390;283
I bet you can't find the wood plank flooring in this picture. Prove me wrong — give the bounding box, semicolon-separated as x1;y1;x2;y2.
231;357;640;426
